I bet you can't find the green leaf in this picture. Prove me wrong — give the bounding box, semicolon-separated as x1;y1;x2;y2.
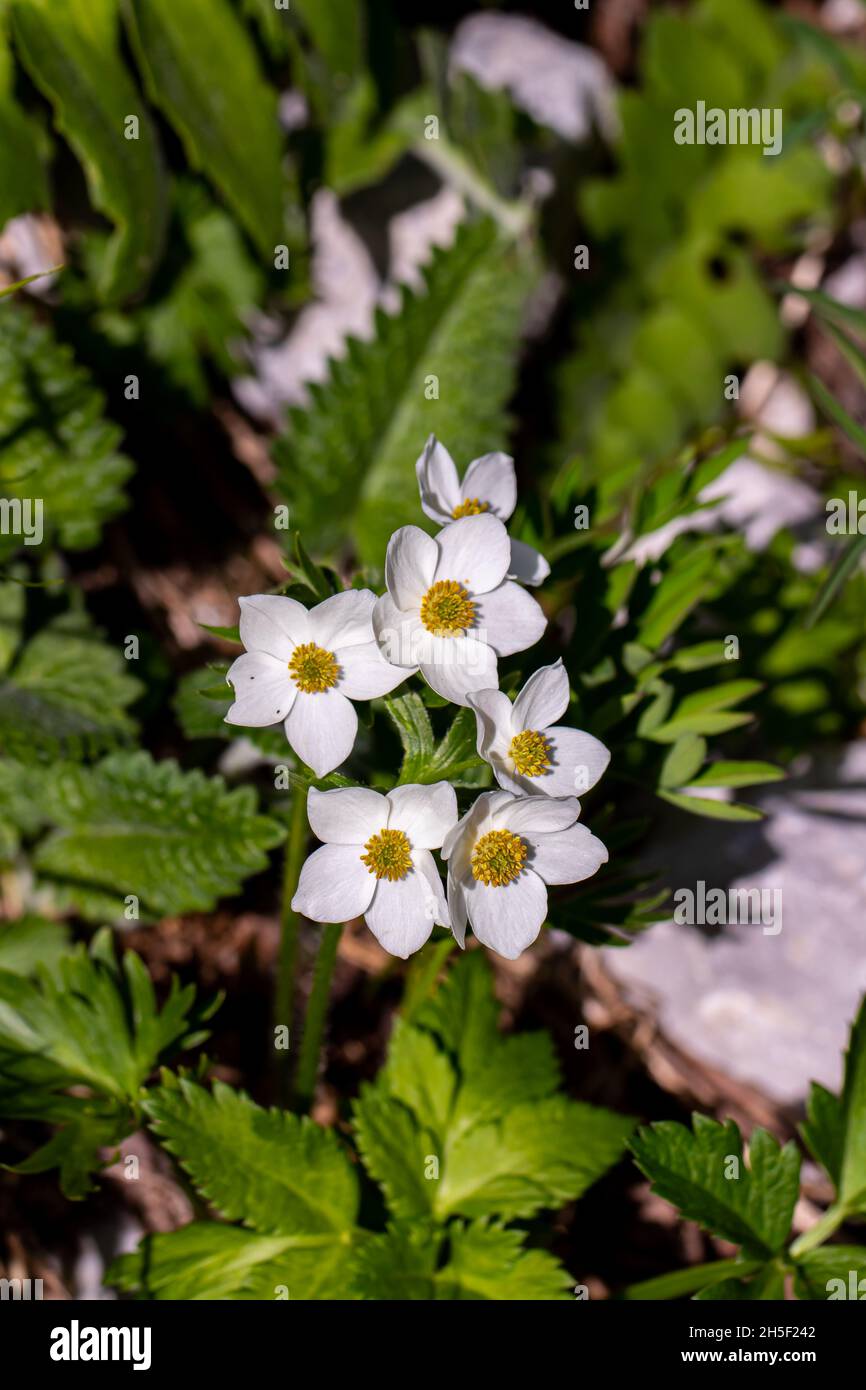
802;998;866;1213
10;0;167;300
684;761;784;789
272;218;539;564
630;1116;801;1259
173;661;287;757
809;371;866;455
436;1222;572;1301
145;1075;359;1235
793;1246;866;1301
126;0;284;260
32;751;285;921
350;1223;440;1300
805;534;866;629
0;304;133;561
108;1222;348;1300
0;7;49;226
355;953;633;1224
0;915;70;974
0;609;142;761
659;733;707;789
694;1265;786;1300
385;694;486;786
657;791;763;822
622;1258;763;1301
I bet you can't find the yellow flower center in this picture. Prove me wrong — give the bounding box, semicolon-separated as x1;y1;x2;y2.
288;642;339;693
452;497;489;519
470;828;527;887
419;579;476;637
509;729;553;778
360;827;412;881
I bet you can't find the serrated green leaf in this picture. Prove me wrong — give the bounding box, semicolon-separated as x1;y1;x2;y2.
437;1222;572;1301
630;1116;801;1259
386;694;485;786
380;1020;457;1141
10;0;167;300
0;304;133;560
146;1077;358;1236
352;1086;437;1222
0;610;142;761
32;751;285;920
350;1222;439;1300
802;998;866;1213
108;1222;348;1300
793;1246;866;1301
272;218;539;564
126;0;284;260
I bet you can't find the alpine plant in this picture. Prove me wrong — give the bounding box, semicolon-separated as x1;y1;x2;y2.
227;435;610;959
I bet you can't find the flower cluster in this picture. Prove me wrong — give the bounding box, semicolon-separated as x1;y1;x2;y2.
227;435;609;959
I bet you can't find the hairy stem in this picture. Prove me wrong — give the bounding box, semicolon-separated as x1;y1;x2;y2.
294;921;344;1112
274;780;308;1104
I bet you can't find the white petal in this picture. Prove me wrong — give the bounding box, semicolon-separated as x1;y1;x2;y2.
386;782;458;849
512;659;570;732
308;589;376;649
467;687;513;759
372;593;423;670
473;580;546;658
465;870;548;959
336;640;409;698
433;513;510;595
285;688;357;777
446;872;468;948
412;849;450;928
530;726;611;797
385;525;438;611
461;452;517;520
416;435;461;524
292;843;376;922
364;872;435;958
225;651;295;726
508;537;550;586
306;785;387;846
525;823;608;886
495;795;580;835
418;634;498;707
238;594;310;660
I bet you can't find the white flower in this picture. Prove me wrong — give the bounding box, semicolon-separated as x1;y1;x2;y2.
468;659;610;799
372;514;546;707
442;791;608;960
291;783;456;958
416;434;550;586
225;590;407;777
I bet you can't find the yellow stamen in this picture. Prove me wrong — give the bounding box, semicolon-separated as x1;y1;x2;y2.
288;642;339;693
509;729;553;778
360;827;412;881
470;828;527;887
420;579;476;637
452;497;489;519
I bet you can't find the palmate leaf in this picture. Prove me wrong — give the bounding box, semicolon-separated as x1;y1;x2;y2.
0;305;133;561
31;751;285;921
0;609;142;761
0;929;214;1197
272;217;539;564
630;1115;801;1260
125;0;285;260
10;0;168;301
353;952;633;1224
352;1221;572;1301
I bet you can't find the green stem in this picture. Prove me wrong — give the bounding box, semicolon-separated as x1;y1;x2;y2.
789;1203;849;1258
274;780;308;1104
294;921;344;1112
